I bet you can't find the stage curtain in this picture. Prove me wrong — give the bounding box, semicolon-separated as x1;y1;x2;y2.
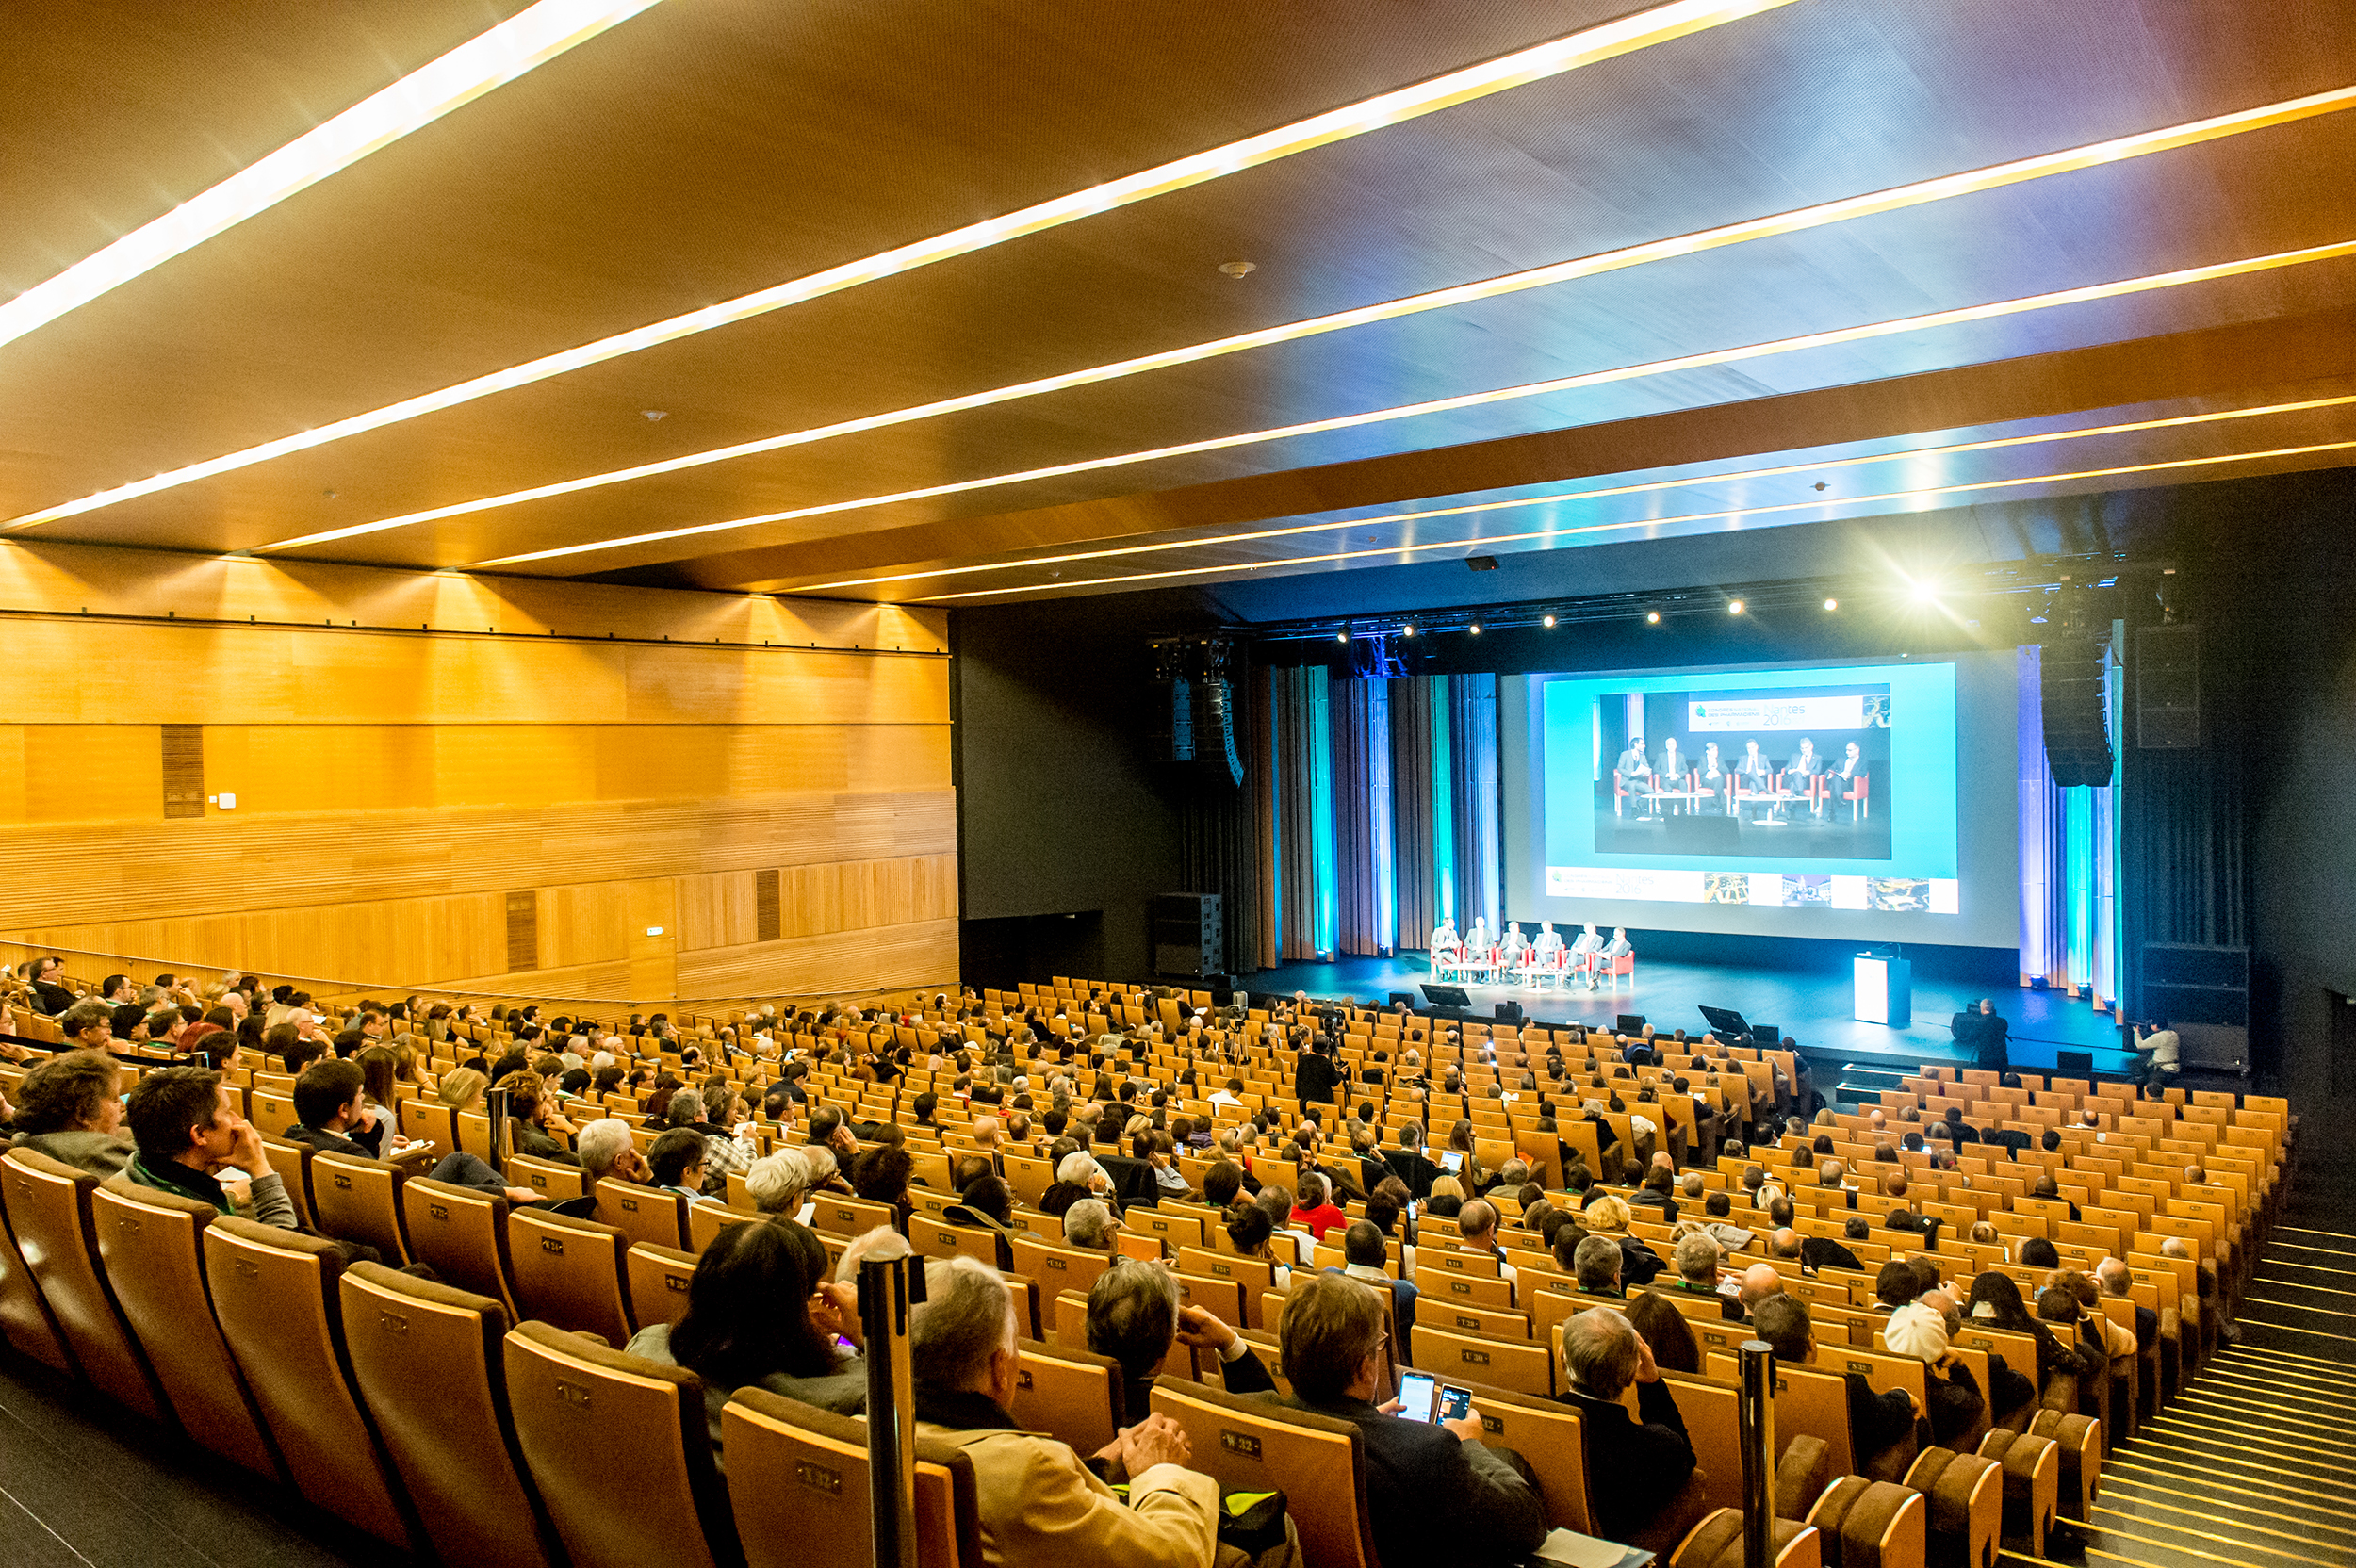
1391;675;1439;949
1269;664;1332;961
1449;672;1502;937
2119;637;2248;1020
2018;646;2069;988
1332;678;1396;956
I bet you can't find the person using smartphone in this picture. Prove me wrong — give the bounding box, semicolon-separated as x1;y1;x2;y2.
1266;1274;1546;1566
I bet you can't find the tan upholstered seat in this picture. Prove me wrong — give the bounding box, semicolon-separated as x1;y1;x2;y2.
1152;1374;1381;1568
90;1177;281;1479
400;1176;517;1315
625;1241;700;1331
202;1215;417;1548
1411;1321;1556;1396
1010;1336;1123;1453
1673;1509;1824;1568
689;1199;755;1251
1448;1380;1597;1534
808;1191;899;1238
502;1319;744;1568
1805;1477;1926;1568
1901;1446;2003;1568
309;1151;410;1264
2026;1408;2101;1523
1009;1234;1115;1303
508;1153;587;1201
339;1262;563;1568
597;1177;688;1249
1976;1429;2059;1558
723;1387;982;1568
257;1136;315;1228
507;1203;635;1344
0;1148;167;1421
0;1160;74;1374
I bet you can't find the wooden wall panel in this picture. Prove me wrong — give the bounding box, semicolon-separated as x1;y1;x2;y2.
674;919;959;999
0;544;956;1002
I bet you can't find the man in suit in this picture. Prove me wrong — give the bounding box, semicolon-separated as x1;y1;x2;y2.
2095;1256;2161;1352
1591;928;1634;990
1697;741;1731;813
1735;740;1774;819
1788;737;1824;816
1614;736;1653;803
1332;1217;1417;1341
1295;1032;1340;1123
1258;1273;1546;1566
1557;1307;1703;1548
1832;740;1866;811
1656;736;1687;793
22;956;76;1017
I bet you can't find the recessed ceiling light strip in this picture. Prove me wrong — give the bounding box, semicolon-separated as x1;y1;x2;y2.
465;237;2356;567
254;83;2356;553
0;0;666;355
785;392;2356;591
913;438;2356;599
1;0;1792;531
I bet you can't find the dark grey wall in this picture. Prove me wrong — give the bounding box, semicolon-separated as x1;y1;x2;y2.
954;592;1217;982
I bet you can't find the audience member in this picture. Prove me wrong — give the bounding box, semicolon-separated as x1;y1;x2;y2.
1751;1292;1922;1478
8;1050;135;1177
123;1067;296;1227
1558;1307;1704;1546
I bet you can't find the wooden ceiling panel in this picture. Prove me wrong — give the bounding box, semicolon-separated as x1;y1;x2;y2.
2;0;2352;609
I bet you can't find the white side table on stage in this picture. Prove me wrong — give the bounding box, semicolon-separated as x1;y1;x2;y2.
1854;953;1912;1026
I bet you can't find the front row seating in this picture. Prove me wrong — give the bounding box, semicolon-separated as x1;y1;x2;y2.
722;1388;984;1568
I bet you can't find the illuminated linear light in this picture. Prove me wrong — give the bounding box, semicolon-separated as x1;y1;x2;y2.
249;82;2356;554
911;438;2356;599
1;0;1794;533
0;0;664;356
466;236;2356;568
788;393;2356;592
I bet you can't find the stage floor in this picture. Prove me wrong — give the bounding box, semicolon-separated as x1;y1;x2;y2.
1242;953;2135;1076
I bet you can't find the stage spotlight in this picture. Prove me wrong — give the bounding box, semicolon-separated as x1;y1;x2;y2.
1824;597;1839;611
1335;629;1348;644
1401;624;1415;637
1468;623;1481;635
1727;599;1744;615
1542;613;1556;628
1908;577;1939;602
1646;610;1661;624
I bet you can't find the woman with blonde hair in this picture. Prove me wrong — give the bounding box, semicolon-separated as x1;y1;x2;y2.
437;1066;489;1114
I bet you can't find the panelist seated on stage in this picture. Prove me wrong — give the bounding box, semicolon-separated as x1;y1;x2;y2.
1588;927;1633;989
1569;923;1603;973
1830;741;1866;799
1498;923;1530;970
1734;741;1775;816
1786;738;1824;815
1655;736;1687;790
1614;736;1653;797
1695;741;1730;812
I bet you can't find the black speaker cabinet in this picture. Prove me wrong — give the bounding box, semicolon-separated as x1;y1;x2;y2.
1152;892;1223;977
2137;625;2201;749
2041;641;2115;788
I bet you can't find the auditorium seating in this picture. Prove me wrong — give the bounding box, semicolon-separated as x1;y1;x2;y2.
0;960;2298;1568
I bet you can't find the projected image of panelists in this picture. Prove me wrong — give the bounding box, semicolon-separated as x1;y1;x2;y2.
1595;685;1891;859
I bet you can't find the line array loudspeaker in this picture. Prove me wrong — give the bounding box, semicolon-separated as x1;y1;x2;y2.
2041;640;2114;788
2137;624;2201;748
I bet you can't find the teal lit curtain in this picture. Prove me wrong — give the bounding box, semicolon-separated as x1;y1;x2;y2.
1391;676;1439;948
1270;665;1322;961
2019;642;2121;1005
1333;678;1395;956
1449;673;1501;937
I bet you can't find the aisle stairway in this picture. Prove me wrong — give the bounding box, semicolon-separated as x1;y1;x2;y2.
1997;1155;2355;1568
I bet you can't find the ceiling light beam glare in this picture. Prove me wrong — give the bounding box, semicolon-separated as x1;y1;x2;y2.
2;0;1795;533
478;236;2356;571
0;0;664;355
252;81;2356;556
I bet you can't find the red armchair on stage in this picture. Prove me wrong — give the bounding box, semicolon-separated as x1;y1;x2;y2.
1841;772;1870;818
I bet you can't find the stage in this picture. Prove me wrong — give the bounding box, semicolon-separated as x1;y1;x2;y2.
1238;951;2142;1093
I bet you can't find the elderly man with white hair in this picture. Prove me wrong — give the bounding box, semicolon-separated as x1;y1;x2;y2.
1064;1198;1122;1250
912;1258;1221;1567
744;1148;815;1222
549;1118;647;1218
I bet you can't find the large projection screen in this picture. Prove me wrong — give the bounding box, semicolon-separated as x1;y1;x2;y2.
1499;652;2020;948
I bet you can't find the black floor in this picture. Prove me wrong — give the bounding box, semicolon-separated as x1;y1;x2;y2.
0;1354;412;1568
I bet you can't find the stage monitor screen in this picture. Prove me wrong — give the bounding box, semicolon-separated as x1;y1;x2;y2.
1499;654;2019;947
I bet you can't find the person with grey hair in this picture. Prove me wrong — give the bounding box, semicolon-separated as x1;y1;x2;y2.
744;1148;812;1220
1056;1149;1110;1197
1064;1198;1121;1250
834;1224;912;1286
550;1117;647;1217
1668;1232;1745;1322
1574;1233;1624;1297
1557;1307;1700;1547
911;1257;1221;1566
